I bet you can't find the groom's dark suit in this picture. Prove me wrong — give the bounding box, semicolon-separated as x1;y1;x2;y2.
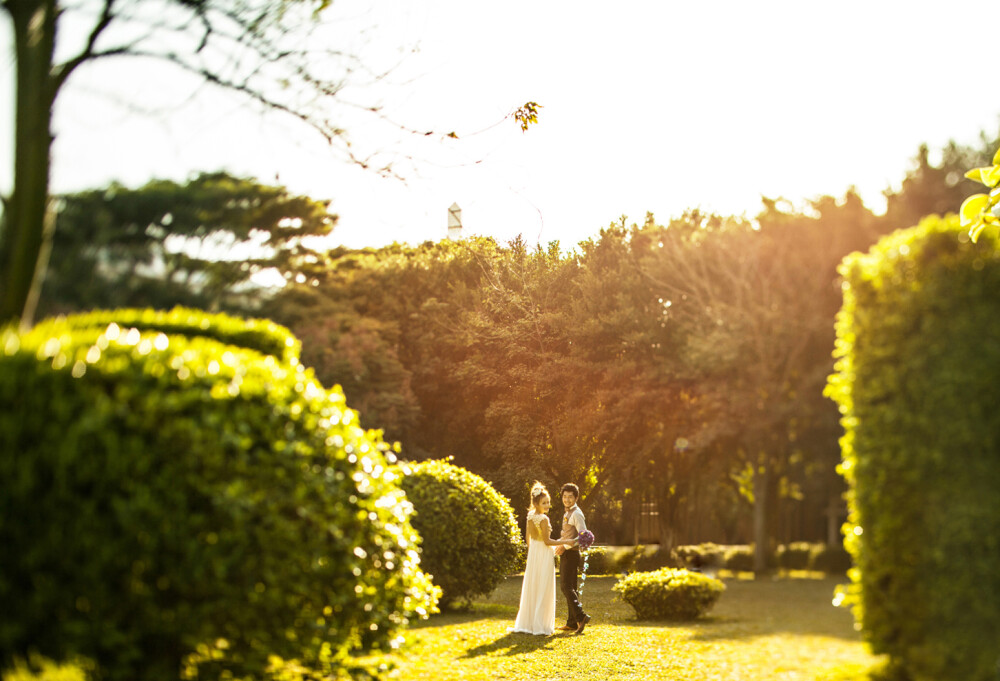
559;506;588;629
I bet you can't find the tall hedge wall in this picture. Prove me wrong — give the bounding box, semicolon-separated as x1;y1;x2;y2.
0;310;439;681
826;216;1000;681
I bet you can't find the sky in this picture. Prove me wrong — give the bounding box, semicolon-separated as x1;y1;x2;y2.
4;0;1000;252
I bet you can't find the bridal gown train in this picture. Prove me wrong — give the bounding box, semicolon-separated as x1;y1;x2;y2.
512;510;557;635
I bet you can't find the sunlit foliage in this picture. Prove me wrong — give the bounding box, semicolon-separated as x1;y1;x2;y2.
961;145;1000;242
827;216;1000;681
0;308;439;680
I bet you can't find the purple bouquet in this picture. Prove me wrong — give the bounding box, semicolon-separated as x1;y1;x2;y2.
577;530;595;551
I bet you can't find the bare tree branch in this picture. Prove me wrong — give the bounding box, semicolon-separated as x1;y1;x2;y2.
52;0;119;89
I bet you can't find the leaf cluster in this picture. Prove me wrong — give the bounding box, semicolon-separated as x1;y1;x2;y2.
612;568;725;620
826;215;1000;681
0;309;440;680
961;145;1000;242
38;172;334;316
270;201;877;546
396;460;521;609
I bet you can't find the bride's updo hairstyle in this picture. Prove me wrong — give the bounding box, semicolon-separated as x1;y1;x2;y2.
528;481;549;512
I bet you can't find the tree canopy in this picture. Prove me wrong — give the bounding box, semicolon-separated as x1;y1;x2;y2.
38;171;333;316
27;130;1000;563
1;0;416;326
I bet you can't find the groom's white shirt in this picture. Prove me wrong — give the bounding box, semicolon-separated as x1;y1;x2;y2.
562;505;587;547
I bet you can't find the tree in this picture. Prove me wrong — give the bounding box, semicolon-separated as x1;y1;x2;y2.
268;285;422;445
37;172;334;316
638;198;874;572
264;237;499;460
2;0;404;327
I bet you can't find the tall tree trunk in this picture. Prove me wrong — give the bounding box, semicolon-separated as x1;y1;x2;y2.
1;0;58;328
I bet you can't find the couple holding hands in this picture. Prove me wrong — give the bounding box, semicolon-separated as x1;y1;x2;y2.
512;482;592;636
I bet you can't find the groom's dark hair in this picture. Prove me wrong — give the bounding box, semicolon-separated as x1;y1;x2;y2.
561;483;580;499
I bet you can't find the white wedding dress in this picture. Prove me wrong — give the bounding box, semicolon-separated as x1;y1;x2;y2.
512;510;557;635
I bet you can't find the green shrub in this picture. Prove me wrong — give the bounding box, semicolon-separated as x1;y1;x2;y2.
0;311;439;681
397;459;521;608
1;655;89;681
633;547;681;572
580;546;607;575
582;546;632;575
811;545;852;575
55;306;300;363
777;542;815;571
826;215;1000;681
723;545;755;572
772;542;851;574
512;540;529;574
675;543;726;571
613;568;725;620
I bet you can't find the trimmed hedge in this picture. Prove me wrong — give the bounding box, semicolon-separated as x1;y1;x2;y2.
580;542;848;577
675;543;727;571
397;460;521;608
776;542;815;571
632;546;682;572
580;546;627;575
722;545;755;572
613;568;725;620
775;542;852;575
51;306;301;363
811;545;852;575
582;545;681;575
0;311;439;681
826;215;1000;681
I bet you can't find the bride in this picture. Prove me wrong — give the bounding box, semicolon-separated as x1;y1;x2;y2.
512;482;573;635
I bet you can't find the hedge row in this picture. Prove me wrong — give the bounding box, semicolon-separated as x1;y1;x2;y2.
0;310;438;681
827;215;1000;681
582;543;850;576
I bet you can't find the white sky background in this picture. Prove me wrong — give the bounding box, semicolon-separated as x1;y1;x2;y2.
3;0;1000;251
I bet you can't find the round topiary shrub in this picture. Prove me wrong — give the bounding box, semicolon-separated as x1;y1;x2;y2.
0;311;439;681
613;568;725;620
397;459;521;608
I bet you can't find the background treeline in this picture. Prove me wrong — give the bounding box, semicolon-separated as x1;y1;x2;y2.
37;132;999;559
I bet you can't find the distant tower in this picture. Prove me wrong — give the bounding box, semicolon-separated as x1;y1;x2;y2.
447;202;463;240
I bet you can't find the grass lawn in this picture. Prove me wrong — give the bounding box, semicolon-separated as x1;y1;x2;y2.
382;574;884;681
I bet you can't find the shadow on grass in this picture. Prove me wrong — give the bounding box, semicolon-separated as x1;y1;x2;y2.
410;602;517;630
610;612;862;643
460;631;561;658
413;575;862;643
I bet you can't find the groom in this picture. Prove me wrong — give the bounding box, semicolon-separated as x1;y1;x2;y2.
554;483;591;633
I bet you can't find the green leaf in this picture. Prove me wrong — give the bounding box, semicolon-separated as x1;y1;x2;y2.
986;165;1000;188
969;220;988;243
960;193;989;227
964;166;1000;187
965;167;990;184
